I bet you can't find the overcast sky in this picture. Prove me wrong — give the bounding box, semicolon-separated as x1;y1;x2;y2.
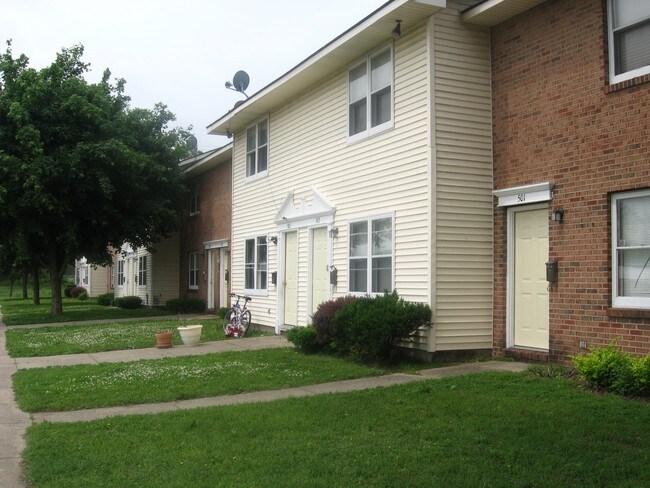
2;0;386;152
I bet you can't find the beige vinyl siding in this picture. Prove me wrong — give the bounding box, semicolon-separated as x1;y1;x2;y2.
87;266;109;297
231;23;432;329
151;233;180;306
432;1;493;351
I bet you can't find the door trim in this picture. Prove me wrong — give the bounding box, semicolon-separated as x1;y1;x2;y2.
506;203;548;350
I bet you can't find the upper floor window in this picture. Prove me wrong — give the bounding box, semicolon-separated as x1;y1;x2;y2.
138;256;147;287
349;215;393;294
245;236;267;292
189;182;199;215
246;118;269;178
189;252;199;290
612;189;650;308
608;0;650;84
348;46;393;141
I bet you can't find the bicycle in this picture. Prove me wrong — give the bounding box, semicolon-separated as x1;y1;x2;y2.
223;293;252;338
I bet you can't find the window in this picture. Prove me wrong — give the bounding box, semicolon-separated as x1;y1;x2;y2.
246;118;269;178
348;46;393;140
612;189;650;308
349;216;393;294
138;256;147;286
245;236;267;291
608;0;650;83
189;252;199;290
189;182;199;215
117;260;125;286
82;266;89;285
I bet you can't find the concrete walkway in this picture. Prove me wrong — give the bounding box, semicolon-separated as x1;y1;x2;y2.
0;316;530;487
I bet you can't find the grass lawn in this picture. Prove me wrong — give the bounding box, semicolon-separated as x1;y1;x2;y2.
22;373;650;488
0;295;175;325
13;348;386;412
5;318;239;357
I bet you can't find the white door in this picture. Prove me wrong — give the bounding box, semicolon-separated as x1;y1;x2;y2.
284;231;298;326
219;248;228;309
207;250;217;310
310;227;329;315
512;208;549;349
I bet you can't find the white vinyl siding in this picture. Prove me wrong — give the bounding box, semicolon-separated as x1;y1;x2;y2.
608;0;650;83
432;2;493;351
612;190;650;308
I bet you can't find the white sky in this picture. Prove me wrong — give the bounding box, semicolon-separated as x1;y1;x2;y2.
1;0;386;152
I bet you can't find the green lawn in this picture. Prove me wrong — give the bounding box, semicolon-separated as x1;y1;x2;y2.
0;295;176;325
22;373;650;487
13;348;386;412
5;318;235;357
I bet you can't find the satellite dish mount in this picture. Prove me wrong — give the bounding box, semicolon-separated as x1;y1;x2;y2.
225;70;250;99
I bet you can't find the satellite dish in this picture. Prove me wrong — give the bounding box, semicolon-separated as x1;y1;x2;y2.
234;100;245;110
232;71;250;93
185;135;198;151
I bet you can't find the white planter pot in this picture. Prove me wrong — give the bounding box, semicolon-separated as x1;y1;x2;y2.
177;324;203;346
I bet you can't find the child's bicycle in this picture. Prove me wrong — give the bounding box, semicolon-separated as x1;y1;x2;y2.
223;293;252;338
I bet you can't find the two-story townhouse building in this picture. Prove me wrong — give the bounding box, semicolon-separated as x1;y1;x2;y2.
463;0;650;361
178;143;233;311
74;258;112;297
208;0;495;358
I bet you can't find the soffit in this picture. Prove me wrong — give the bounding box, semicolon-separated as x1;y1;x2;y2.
207;0;445;136
181;143;232;178
461;0;546;26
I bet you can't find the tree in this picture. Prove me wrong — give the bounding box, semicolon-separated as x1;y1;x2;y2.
0;42;190;316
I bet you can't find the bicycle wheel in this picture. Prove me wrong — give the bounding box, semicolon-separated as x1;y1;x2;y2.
240;310;252;336
222;308;236;335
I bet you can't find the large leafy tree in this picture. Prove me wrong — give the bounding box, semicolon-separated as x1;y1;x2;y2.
0;42;190;316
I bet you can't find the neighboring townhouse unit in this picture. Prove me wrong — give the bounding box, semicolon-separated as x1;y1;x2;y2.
178;144;233;311
74;258;112;297
114;237;179;306
208;0;495;357
463;0;650;361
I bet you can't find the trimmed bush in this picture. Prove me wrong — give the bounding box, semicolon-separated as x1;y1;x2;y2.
68;286;87;299
63;283;75;298
311;295;359;349
115;296;143;309
572;341;650;397
96;293;115;306
218;307;229;318
78;291;89;301
165;298;206;314
287;326;320;354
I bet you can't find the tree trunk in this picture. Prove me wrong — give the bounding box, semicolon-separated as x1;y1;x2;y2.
48;248;68;317
22;269;29;299
8;275;15;297
32;266;41;305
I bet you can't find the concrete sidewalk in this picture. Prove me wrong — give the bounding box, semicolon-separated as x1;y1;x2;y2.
0;314;530;487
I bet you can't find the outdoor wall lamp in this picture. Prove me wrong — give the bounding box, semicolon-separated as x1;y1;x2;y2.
270;235;278;245
329;227;339;238
550;208;564;222
392;20;402;39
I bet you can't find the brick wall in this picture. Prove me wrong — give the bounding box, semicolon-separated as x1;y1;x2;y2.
179;160;232;306
492;0;650;361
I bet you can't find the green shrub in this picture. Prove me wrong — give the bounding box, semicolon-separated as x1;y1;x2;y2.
78;291;89;301
68;286;86;298
165;298;206;313
571;341;650;397
330;291;432;362
218;307;229;318
115;296;143;309
311;295;359;349
96;293;115;306
287;326;320;354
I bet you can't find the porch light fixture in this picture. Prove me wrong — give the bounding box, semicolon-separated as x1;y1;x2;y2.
329;227;339;238
550;209;564;222
270;235;278;245
392;20;402;39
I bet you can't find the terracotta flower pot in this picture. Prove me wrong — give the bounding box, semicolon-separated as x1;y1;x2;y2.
155;331;173;349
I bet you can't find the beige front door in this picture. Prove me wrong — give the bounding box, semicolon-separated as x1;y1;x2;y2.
284;231;298;326
310;227;329;315
513;208;549;349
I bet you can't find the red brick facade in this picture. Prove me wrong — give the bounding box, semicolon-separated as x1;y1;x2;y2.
179;159;232;309
491;0;650;361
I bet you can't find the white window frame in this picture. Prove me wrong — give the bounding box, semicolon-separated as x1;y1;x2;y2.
189;252;199;290
138;256;147;287
348;44;394;143
607;0;650;84
245;117;269;181
117;260;125;287
348;214;395;296
189;182;199;216
612;189;650;309
244;236;268;295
